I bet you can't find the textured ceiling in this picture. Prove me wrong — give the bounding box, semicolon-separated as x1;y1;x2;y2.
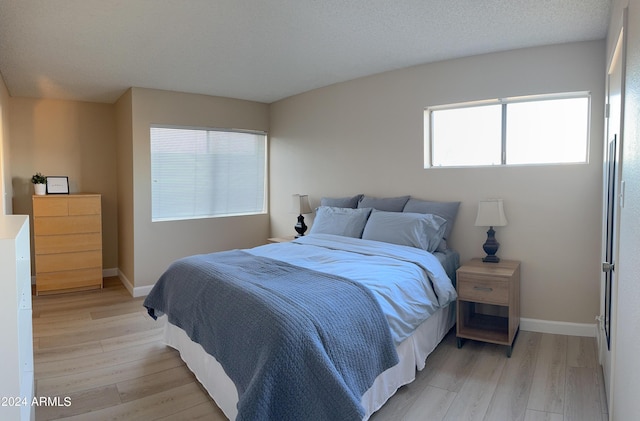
0;0;611;104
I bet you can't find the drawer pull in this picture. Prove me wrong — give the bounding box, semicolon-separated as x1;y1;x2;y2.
473;286;493;292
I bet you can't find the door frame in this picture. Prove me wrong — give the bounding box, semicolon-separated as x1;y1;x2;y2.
599;11;627;415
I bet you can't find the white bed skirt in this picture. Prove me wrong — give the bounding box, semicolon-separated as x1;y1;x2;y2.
164;303;455;420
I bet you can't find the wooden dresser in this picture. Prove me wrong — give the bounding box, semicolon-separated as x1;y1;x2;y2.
33;194;103;295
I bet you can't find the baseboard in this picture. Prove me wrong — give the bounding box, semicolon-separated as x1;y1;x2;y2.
132;284;154;297
117;270;134;296
520;317;597;337
117;269;154;297
103;267;118;277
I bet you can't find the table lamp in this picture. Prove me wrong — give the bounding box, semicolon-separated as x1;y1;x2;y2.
475;199;508;263
291;194;312;237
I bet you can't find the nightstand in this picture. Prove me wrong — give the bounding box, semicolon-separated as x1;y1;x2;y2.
456;258;520;357
267;236;296;243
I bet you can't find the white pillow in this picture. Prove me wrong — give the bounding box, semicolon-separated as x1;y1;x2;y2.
309;206;372;238
362;210;447;252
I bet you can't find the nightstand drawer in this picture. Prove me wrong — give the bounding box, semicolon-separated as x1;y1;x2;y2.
457;278;509;304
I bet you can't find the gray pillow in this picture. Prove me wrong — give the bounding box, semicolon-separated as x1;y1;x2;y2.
362;210;447;252
357;195;410;212
309;206;372;238
320;194;363;209
403;198;460;241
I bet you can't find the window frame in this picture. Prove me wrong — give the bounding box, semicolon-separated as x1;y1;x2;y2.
424;92;591;168
150;125;268;222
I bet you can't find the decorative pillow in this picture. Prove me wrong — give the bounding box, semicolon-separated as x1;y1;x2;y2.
357;195;410;212
362;210;447;253
403;199;460;242
320;194;363;209
309;206;372;238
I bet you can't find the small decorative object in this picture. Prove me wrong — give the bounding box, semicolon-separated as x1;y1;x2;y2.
291;194;312;237
475;199;508;263
31;172;47;195
46;176;69;194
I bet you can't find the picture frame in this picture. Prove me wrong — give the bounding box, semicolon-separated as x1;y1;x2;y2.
46;176;69;194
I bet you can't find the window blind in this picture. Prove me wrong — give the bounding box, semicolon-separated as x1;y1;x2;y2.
150;127;266;221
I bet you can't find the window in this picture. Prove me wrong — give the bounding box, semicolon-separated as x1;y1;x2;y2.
150;126;267;222
425;93;590;167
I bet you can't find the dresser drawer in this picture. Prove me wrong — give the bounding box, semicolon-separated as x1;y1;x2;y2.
36;268;102;293
457;277;509;305
34;233;102;255
33;197;69;216
35;250;102;273
69;196;101;215
34;215;101;235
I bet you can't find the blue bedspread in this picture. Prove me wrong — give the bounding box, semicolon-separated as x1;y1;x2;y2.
144;250;399;421
249;234;458;344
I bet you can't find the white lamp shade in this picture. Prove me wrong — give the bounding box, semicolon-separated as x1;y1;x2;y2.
475;199;508;227
291;194;312;214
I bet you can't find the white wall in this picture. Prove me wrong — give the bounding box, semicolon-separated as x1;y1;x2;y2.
9;98;119;270
270;41;605;325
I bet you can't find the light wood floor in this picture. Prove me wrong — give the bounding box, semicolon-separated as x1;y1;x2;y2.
33;277;608;421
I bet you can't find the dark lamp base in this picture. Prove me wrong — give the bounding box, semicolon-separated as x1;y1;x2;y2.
482;255;501;263
482;226;501;264
294;214;307;237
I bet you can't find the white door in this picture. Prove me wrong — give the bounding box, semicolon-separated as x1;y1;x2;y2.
600;23;626;410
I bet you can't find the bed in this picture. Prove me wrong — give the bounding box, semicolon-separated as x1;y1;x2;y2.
144;197;461;421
